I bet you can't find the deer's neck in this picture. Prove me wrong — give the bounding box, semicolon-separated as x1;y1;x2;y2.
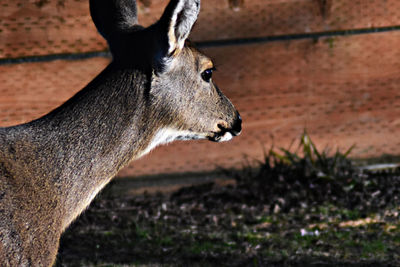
19;65;163;228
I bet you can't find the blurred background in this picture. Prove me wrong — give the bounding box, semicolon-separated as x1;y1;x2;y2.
1;0;400;180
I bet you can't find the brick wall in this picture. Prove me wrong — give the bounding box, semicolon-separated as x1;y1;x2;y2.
1;0;400;177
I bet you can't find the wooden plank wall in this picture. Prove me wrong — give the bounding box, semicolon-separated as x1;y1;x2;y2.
1;0;400;177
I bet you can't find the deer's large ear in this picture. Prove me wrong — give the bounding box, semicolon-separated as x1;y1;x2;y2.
90;0;138;41
157;0;201;56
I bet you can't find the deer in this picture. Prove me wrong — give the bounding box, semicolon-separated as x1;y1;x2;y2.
0;0;241;265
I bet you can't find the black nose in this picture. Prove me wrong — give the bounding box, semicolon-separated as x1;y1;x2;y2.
231;112;242;136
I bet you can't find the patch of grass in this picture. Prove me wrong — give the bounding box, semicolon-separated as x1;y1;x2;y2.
335;208;362;220
362;240;388;256
242;232;267;245
157;236;173;246
135;225;150;240
274;130;355;179
230;131;400;214
187;241;217;255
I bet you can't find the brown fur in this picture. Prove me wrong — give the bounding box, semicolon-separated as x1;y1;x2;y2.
0;0;241;265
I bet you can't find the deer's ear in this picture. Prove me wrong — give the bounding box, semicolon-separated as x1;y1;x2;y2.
157;0;201;56
90;0;138;41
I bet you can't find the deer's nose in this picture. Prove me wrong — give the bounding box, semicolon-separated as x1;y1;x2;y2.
231;112;242;136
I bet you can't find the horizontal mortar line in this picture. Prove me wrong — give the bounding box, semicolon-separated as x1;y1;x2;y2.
0;50;111;65
0;25;399;65
196;25;400;48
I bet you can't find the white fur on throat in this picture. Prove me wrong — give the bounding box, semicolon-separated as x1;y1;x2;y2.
138;128;202;158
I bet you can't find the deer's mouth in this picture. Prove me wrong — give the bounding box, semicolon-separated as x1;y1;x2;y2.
208;129;241;142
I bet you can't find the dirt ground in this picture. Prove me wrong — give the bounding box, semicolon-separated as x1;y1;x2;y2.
56;152;400;266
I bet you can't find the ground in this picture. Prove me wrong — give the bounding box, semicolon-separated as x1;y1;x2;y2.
56;136;400;266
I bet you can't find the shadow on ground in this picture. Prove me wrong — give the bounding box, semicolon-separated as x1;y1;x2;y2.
57;165;400;266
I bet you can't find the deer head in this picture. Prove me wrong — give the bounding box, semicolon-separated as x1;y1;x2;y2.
90;0;241;148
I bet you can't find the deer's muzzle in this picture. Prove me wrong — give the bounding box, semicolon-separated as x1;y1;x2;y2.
210;112;242;142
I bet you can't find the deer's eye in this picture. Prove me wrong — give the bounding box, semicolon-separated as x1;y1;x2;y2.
201;68;215;82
